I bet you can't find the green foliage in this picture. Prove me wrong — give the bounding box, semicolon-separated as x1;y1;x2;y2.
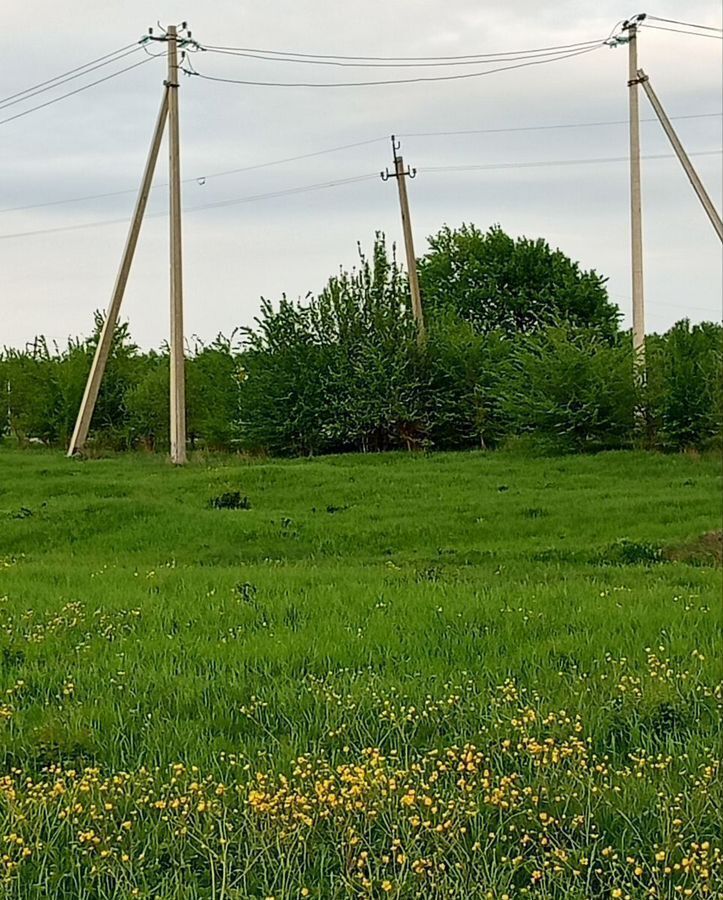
187;335;243;450
1;320;244;452
423;313;511;449
239;235;426;454
418;223;620;337
498;326;637;453
1;231;720;459
598;538;665;566
644;319;723;450
124;352;169;450
0;340;64;444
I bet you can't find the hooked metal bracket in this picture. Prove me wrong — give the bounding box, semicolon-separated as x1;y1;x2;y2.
628;72;649;86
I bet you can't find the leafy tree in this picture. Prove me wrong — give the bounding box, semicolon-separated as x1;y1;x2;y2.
187;334;244;450
499;325;636;452
1;341;63;444
124;353;169;450
644;320;723;450
239;235;425;454
424;313;511;449
418;224;620;337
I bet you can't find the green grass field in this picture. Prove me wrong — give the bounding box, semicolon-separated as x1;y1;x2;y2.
0;449;720;899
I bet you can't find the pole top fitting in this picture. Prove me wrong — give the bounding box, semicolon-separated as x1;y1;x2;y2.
622;13;647;29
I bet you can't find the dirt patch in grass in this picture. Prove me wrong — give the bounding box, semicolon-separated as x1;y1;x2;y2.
665;530;723;567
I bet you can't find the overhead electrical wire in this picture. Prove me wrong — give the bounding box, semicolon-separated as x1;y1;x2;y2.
0;137;387;213
0;46;145;111
421;149;722;174
2;148;720;241
184;173;378;211
197;37;606;63
2;112;721;215
0;57;156;127
641;23;723;40
199;40;605;68
0;40;144;107
401;111;722;138
0;174;380;240
181;44;603;88
645;15;722;33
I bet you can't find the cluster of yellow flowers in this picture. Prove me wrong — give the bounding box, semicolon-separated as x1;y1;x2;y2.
0;677;717;896
0;600;141;647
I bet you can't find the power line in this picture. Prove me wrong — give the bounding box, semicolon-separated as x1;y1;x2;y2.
197;37;606;63
611;294;719;314
421;149;722;174
186;173;378;211
0;57;156;128
400;112;722;139
646;15;723;33
199;40;605;69
0;41;143;107
3;112;721;215
642;23;723;40
0;138;388;214
182;44;602;88
0;173;379;240
0;46;145;111
2;149;720;241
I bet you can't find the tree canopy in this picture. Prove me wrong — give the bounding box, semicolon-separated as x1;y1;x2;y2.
418;224;620;337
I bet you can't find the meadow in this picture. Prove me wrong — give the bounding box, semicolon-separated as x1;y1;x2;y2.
0;448;720;899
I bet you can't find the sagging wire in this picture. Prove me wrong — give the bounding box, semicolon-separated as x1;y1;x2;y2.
0;41;145;108
0;57;157;127
198;39;606;69
180;44;604;88
646;15;722;33
641;23;723;40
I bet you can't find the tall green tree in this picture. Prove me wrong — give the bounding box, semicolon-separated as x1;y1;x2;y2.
239;235;425;455
418;224;620;337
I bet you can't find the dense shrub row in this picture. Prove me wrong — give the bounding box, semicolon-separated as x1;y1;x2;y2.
1;317;240;451
238;238;720;454
2;230;720;455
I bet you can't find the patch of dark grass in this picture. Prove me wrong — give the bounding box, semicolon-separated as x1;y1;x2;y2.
208;491;251;510
645;701;689;740
596;539;665;567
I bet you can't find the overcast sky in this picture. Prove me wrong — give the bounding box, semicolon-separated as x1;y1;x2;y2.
1;1;721;351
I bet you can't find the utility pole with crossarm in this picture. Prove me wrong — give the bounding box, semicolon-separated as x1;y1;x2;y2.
382;136;425;341
67;22;193;464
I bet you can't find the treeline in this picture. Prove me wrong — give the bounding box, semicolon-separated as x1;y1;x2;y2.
2;227;721;455
1;317;240;451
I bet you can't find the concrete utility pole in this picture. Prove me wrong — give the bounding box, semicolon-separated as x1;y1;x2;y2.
67;23;191;463
382;136;425;340
67;88;169;457
637;69;723;242
167;24;187;465
624;15;646;367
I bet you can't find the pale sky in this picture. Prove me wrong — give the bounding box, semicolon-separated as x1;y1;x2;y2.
1;1;721;351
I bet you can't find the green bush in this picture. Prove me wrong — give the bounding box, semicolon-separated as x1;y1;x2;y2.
424;313;511;449
644;320;722;451
238;235;426;455
498;326;637;452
